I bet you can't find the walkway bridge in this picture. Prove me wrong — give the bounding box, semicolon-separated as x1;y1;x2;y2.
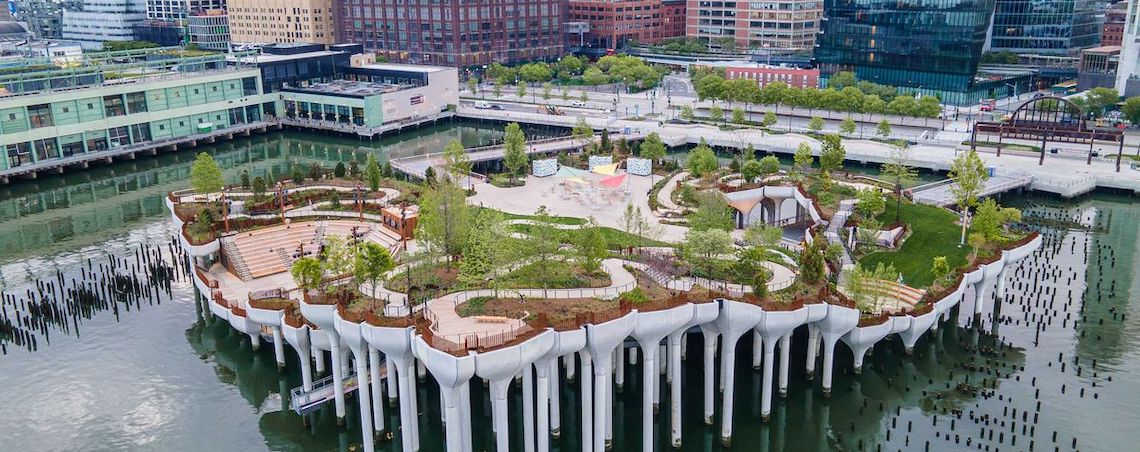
910;174;1033;207
289;362;387;415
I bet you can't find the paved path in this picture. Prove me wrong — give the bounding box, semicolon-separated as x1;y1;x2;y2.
655;171;689;213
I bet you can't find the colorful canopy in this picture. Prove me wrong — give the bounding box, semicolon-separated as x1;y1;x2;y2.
600;173;628;188
565;177;590;185
555;166;588;179
591;163;620;176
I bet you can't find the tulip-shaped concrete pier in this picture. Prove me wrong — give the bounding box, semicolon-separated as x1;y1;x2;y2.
584;312;637;452
413;337;475;452
363;324;419;452
713;300;765;446
300;299;348;424
335;310;377;452
631;305;692;452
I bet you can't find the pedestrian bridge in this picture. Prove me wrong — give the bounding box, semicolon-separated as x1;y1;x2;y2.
910;174;1033;207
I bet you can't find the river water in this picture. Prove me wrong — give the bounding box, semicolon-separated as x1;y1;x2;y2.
0;125;1137;452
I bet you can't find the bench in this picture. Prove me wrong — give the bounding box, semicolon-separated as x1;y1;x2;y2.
472;315;512;324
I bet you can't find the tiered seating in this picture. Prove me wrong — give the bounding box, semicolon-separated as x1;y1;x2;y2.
231;223;321;279
867;280;926;314
322;220;371;242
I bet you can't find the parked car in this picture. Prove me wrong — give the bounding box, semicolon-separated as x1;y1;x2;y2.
474;101;491;109
489;105;504;110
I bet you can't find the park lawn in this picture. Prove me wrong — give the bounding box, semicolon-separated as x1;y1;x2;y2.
497;260;611;289
859;200;971;288
478;207;587;226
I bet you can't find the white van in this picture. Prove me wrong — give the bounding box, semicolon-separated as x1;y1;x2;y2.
474;101;492;109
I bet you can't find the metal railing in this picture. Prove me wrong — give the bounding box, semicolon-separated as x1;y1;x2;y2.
289;370;360;415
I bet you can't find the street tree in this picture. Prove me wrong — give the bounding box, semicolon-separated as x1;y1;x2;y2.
840;117;857;136
416;180;471;267
948;149;989;245
365;154;382;192
190;152;224;197
467;77;477;94
516;81;526;99
807;116;824;133
876;119;892;138
1121;96;1140;124
708;105;725;123
680;105;695;120
503;122;528;183
732;107;746;124
761;111;778;129
542;82;553;101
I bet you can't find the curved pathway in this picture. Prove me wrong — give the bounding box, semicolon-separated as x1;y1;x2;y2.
655;171;689;213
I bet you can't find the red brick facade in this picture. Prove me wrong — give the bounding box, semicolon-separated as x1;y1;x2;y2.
336;0;565;67
568;0;672;49
723;65;819;89
1103;5;1127;47
661;0;687;40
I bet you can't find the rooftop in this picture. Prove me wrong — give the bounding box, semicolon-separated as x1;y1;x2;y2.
228;49;341;64
357;62;452;74
282;79;414;98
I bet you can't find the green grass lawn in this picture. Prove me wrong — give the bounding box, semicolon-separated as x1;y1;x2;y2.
859;200;970;288
497;260;610;289
478;207;587;226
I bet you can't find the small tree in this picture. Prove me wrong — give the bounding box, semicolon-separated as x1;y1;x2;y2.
459;209;503;288
758;155;780;178
579;91;589;103
876;119;892;138
680;105;695;120
516;81;527;99
240;170;251;189
190;152;224;197
572;116;594;149
734;245;772;298
334;162;347;178
792;142;814;180
686;145;719;178
443;139;473;185
365;154;382;192
640;132;667;164
291;257;323;291
493;81;503;98
321;235;355;279
839;117;857;136
807;116;824;133
542;82;553;101
818;134;846;176
355;242;395;301
741;159;763;184
618;203;660;251
349;160;360;178
731;107;746;125
526;206;567;292
854;188;885;220
503;122;529;183
574;217;608;274
690;191;734;232
467;77;478;94
291;166;306;185
708;106;725;123
423;166;437;187
930;256;951;286
562;86;571;101
251;176;267;201
743;222;782;248
972;198;1022;242
416;180;471;267
761;111;778;129
799;234;825;284
682;229;734;289
948;149;989;245
880;145;918;221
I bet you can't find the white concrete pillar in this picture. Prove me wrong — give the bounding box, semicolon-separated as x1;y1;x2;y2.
386;358;398;406
401;359;420;451
330;341;347;424
778;333;791;398
668;334;683;448
271;326;286;371
615;348;625;389
805;324;819;379
535;363;551;452
297;339;314;392
549;359;562;439
249;332;261;351
720;338;737;446
658;344;667;376
416;358;426;381
821;335;839;398
641;342;657;452
441;386;463;452
760;339;776;422
314;347;326;375
752;330;763;369
580;351;594;452
593;357;610;452
629;347;638;365
523;366;536;452
369;348;385;434
460;381;473;452
565;354;576;382
490;381;510;452
352;351;376;452
702;330;717;425
996;266;1011;298
605;368;613;449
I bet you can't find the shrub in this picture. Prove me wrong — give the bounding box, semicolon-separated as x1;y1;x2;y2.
619;287;651;304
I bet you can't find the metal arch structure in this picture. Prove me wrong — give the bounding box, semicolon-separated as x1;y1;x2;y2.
971;95;1126;171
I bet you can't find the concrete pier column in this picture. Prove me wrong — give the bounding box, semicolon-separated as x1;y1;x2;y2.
314;347;326;375
615;348;625;389
416;359;426;381
805;325;819;379
700;327;718;425
271;326;286;371
778;334;791;397
548;359;562;439
401;359;421;451
995;266;1011;298
369;348;386;434
352;351;377;452
668;334;683;448
593;356;610;452
580;350;594;452
330;341;347;424
460;381;473;452
441;386;464;451
641;344;657;452
249;332;261;351
658;344;667;375
523;366;536;452
720;339;737;446
629;347;637;365
535;363;551;452
760;339;777;422
490;382;510;452
565;354;576;382
821;335;838;398
605;370;613;449
752;330;763;369
386;359;399;406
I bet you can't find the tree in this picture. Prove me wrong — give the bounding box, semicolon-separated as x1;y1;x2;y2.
572;116;594;150
503;122;528;183
761;111;778;129
291;257;324;291
442;139;472;184
190;152;224;196
686;144;719;178
562;86;571;101
708;105;725;123
862;95;887;115
574;218;608;274
680;105;696;120
308;163;323;181
618;203;660;250
520;62;553;82
839;117;857;136
382;161;394;178
416;180;471;267
971;198;1022;242
459;209;503;287
240;170;251;189
880;145;919;221
334;162;346;178
355;242;395;301
542;82;553;101
599;129;612;153
364;154;382;192
818;134;846;176
516;81;527;98
252;176;267;201
758;155;780;177
1122;96;1140;124
682;229;734;288
734;245;772;298
583;67;609;85
854;188;885;220
423;167;437;187
828;71;857;90
696;74;725;101
349;160;360;178
579;91;589;103
556;55;585;76
690;191;734;232
930;256;951;286
640;132;667;164
799;234;825;284
743;222;782;248
1073;87;1119;118
876;119;892;138
844;262;899;314
101;40;160;51
525;206;567;291
792;142;814;180
493;81;503;98
948;149;988;245
321;235;355;279
291;166;306;185
741;159;763;184
731;107;746;124
807;116;824;133
467;77;478;94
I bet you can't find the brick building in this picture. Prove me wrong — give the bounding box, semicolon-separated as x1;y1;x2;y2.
336;0;565;67
686;0;821;52
568;0;665;49
228;0;335;44
1103;3;1127;47
719;63;819;89
661;0;686;40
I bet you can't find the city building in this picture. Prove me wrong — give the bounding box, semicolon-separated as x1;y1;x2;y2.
1104;2;1128;46
145;0;225;22
1077;45;1120;90
987;0;1102;55
335;0;565;66
686;0;822;52
10;0;82;39
1115;0;1140;95
567;0;667;49
188;9;229;50
228;0;334;45
719;61;818;88
227;42;355;93
0;47;265;173
133;19;185;46
280;61;459;127
815;0;1000;105
61;0;148;49
662;0;686;39
11;40;85;64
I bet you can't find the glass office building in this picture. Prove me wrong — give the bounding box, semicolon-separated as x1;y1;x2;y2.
988;0;1103;55
815;0;997;105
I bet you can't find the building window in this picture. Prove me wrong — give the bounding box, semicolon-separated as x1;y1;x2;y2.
108;126;131;147
126;92;148;114
103;95;126;117
86;135;108;152
60;138;84;157
243;77;259;96
33;138;58;161
6;142;31;167
28;104;53;128
130;124;152;142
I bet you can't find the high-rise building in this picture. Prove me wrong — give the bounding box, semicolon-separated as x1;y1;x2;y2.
686;0;822;52
815;0;996;104
987;0;1103;55
228;0;333;45
1103;2;1128;46
188;8;228;50
145;0;225;22
1115;0;1140;95
566;0;670;49
662;0;686;39
62;0;148;48
335;0;565;66
12;0;83;39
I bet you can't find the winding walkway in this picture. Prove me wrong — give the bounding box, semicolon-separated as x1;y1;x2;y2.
655;171;689;213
